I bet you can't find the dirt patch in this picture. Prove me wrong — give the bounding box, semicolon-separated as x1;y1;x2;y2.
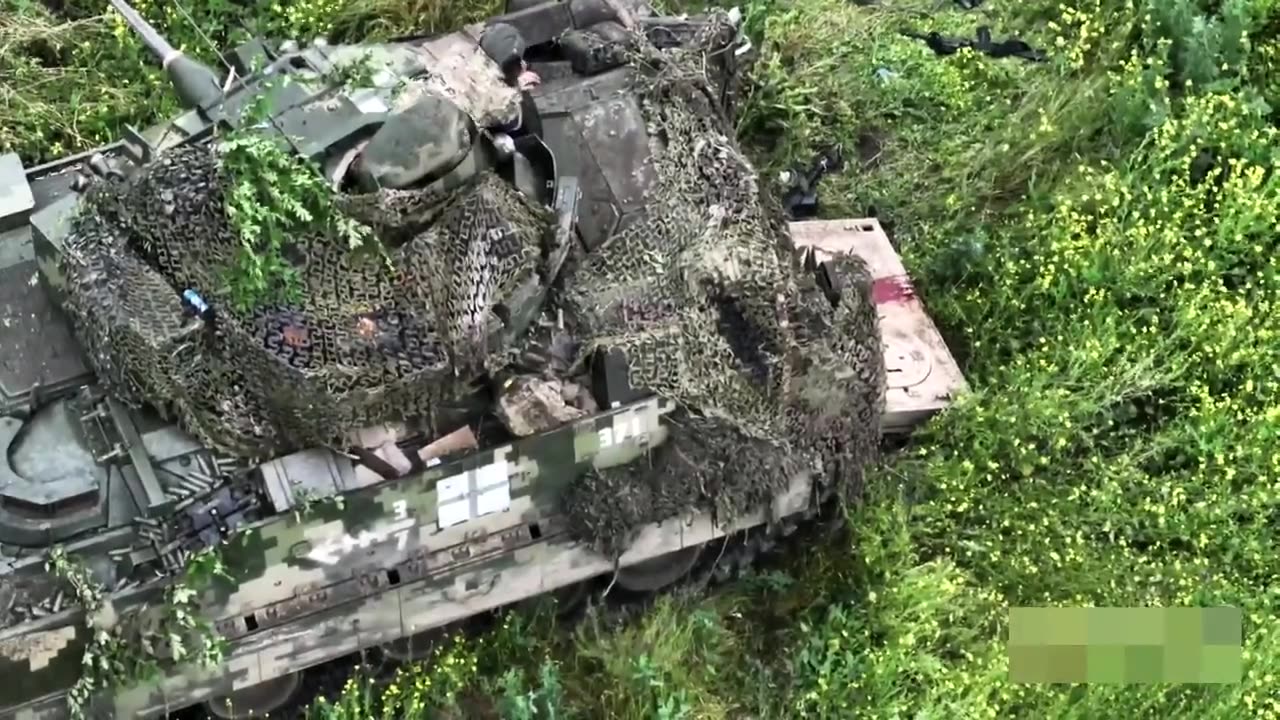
855;129;886;169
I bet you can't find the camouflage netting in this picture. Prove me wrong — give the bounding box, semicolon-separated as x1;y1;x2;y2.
557;15;887;554
59;145;556;457
53;10;884;556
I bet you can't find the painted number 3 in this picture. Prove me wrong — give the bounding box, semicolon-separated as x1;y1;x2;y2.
393;500;411;550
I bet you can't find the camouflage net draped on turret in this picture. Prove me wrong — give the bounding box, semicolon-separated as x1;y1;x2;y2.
557;15;887;554
54;10;884;555
59;145;555;457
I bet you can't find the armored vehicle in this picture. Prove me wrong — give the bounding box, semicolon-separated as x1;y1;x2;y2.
0;1;965;718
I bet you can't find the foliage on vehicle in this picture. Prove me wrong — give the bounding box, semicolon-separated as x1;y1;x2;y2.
218;85;373;310
47;547;230;720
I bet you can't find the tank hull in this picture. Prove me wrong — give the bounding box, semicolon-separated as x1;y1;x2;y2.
0;218;964;720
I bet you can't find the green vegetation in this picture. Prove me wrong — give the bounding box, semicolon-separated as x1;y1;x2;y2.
219;86;373;310
47;546;230;720
5;0;1280;717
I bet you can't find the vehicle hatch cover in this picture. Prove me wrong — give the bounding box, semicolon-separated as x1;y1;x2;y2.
882;329;932;389
0;261;91;406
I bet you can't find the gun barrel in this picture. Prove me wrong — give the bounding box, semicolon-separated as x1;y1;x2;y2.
107;0;179;65
106;0;225;110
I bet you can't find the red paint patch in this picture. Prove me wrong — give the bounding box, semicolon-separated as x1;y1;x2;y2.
872;275;916;305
